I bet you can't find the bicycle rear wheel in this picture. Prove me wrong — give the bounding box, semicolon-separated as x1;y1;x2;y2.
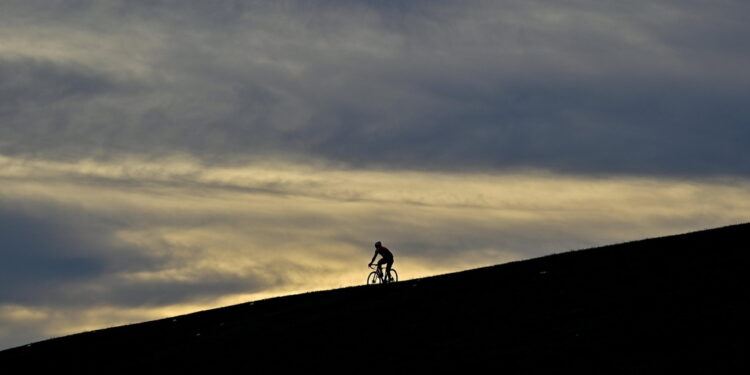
367;272;380;285
386;268;398;283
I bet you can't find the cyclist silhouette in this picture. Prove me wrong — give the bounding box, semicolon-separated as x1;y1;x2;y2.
368;241;394;281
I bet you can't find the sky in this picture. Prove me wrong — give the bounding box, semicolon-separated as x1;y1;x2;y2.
1;0;749;350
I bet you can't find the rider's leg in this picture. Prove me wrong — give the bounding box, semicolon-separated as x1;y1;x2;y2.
377;258;387;281
385;259;393;282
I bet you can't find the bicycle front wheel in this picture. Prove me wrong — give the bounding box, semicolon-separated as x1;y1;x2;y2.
387;269;398;283
367;271;380;285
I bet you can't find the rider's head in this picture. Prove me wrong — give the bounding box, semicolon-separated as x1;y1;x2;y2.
375;241;382;248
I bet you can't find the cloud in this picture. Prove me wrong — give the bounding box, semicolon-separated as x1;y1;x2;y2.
0;208;105;301
0;0;748;174
1;0;749;351
3;154;750;348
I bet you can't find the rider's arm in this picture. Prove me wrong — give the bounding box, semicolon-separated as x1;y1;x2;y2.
369;251;378;265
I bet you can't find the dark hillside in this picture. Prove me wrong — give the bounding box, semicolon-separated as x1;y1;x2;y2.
2;223;748;373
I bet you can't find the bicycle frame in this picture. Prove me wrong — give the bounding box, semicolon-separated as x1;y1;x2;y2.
369;264;385;281
368;264;396;284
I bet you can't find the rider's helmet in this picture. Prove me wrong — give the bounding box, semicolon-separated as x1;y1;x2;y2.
375;241;382;248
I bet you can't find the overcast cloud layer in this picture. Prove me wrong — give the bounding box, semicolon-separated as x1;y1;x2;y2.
1;0;749;350
1;0;749;174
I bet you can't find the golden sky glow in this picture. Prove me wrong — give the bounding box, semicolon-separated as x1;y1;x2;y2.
2;154;749;347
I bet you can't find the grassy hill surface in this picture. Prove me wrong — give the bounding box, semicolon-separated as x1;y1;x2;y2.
2;223;748;373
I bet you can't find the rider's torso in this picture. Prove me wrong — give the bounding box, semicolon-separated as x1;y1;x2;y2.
377;246;393;259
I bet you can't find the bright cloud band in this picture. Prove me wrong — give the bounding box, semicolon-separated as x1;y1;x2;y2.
2;155;748;348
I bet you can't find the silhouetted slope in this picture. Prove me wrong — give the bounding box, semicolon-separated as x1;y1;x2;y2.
2;223;748;373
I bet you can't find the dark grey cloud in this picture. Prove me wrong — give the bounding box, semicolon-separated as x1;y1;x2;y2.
0;209;105;301
0;200;277;308
0;58;114;111
0;55;151;164
1;0;748;175
0;202;146;305
309;80;750;175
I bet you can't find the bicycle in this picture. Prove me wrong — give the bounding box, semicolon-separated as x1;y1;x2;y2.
367;264;398;285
